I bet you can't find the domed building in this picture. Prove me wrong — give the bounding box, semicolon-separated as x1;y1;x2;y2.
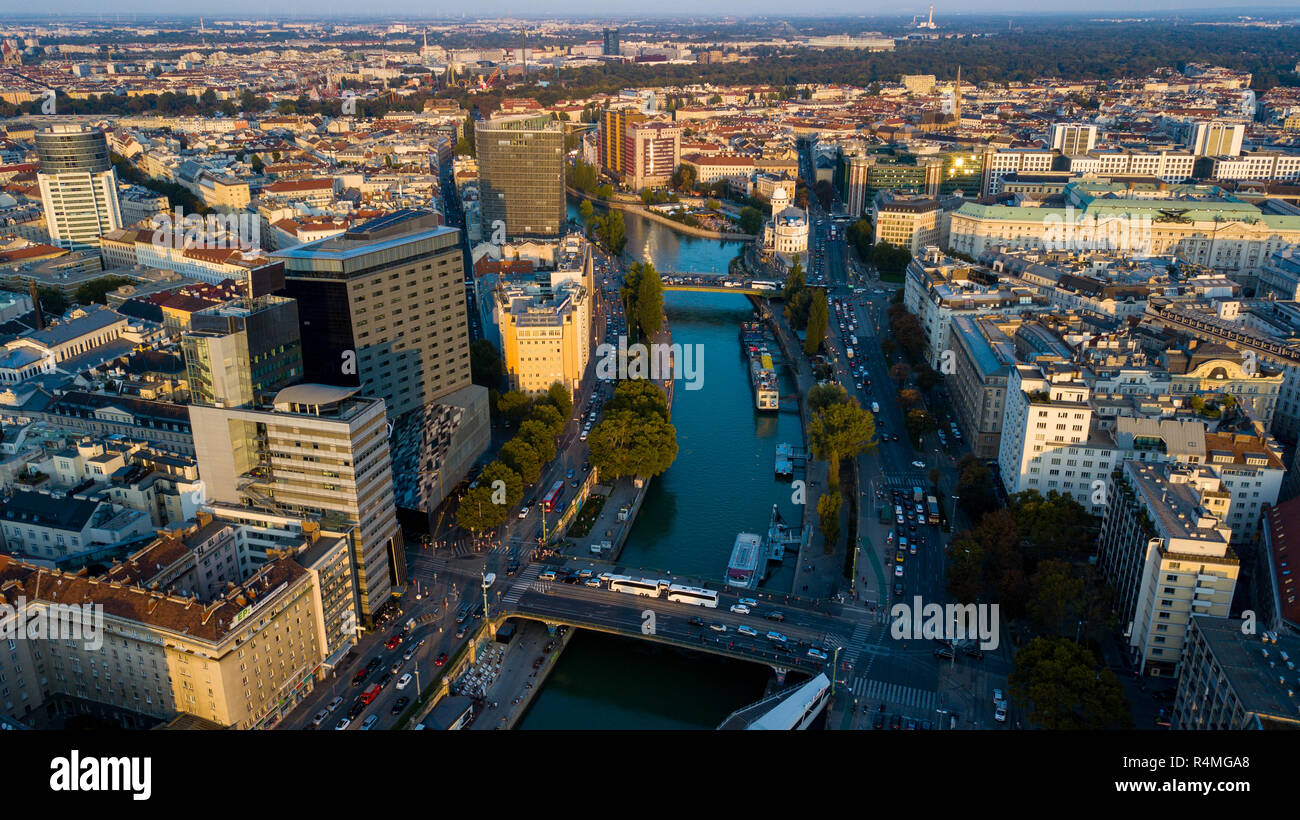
761;186;808;270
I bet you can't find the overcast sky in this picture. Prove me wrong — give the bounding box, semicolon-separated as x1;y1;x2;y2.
0;1;1286;19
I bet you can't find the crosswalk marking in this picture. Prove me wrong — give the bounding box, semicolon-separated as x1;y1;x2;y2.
844;621;873;667
852;677;936;712
502;565;541;605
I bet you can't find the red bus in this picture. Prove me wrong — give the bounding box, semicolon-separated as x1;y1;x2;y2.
541;481;565;513
360;684;381;705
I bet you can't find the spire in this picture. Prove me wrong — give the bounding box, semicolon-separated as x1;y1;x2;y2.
954;65;962;124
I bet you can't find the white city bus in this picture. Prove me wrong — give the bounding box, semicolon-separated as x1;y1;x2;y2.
666;584;720;608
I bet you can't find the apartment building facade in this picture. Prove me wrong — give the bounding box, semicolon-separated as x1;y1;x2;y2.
1096;460;1238;677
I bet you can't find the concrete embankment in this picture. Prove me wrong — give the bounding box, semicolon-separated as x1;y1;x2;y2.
568;187;755;242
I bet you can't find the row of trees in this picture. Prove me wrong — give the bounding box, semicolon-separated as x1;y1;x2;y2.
806;383;876;549
620;261;665;343
456;383;574;532
587;206;626;256
782;258;814;331
586;380;678;481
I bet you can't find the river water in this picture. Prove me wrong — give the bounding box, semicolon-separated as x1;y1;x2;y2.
518;204;800;729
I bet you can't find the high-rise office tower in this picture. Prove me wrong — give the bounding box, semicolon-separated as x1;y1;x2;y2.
1185;121;1245;157
1049;123;1099;155
623;120;682;190
602;27;620;56
189;384;403;622
272;209;474;419
476;113;565;240
182;294;304;408
35;124;122;249
599;108;645;177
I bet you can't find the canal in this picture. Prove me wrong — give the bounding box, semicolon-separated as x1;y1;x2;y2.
519;205;803;729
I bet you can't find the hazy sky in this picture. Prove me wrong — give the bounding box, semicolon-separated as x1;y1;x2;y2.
0;1;1284;19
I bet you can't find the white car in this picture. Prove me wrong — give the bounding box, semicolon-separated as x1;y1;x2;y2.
729;604;751;614
311;708;329;728
326;696;344;713
361;715;379;730
993;688;1005;704
710;623;728;633
738;597;758;607
397;673;413;690
737;625;759;636
895;565;904;577
517;506;530;519
994;704;1007;723
334;717;351;731
911;460;926;468
807;648;828;660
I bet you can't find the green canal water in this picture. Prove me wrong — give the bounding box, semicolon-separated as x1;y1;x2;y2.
522;212;808;728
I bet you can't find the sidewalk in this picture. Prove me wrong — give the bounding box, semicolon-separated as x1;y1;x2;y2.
764;300;837;600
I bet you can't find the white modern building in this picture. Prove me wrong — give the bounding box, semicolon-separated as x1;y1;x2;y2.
35;125;122;249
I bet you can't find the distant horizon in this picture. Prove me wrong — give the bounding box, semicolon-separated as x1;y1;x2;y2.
3;2;1300;22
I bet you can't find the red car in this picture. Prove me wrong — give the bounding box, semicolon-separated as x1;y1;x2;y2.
434;652;448;667
385;634;403;650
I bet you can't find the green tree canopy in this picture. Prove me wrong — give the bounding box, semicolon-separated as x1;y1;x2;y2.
543;381;574;421
809;398;875;486
738;205;763;235
804;288;828;355
1010;490;1098;564
1009;637;1132;730
955;454;999;523
808;382;850;414
635;262;664;338
517;419;557;464
587;408;678;480
605;379;669;421
479;460;524;509
528;402;565;438
497;390;533;427
456;484;507;531
499;438;543;485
